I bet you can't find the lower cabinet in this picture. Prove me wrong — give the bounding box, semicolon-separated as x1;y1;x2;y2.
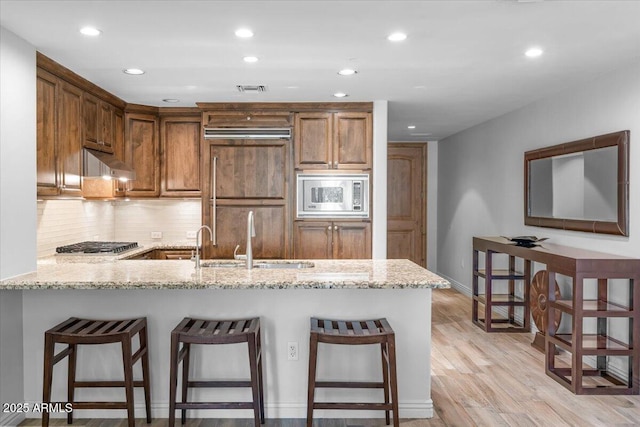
293;221;371;259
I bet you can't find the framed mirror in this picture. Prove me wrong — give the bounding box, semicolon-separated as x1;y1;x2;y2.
524;130;629;236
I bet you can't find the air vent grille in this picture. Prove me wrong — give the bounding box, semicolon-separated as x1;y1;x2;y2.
236;85;267;93
204;128;291;139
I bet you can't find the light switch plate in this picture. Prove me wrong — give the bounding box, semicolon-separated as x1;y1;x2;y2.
186;231;197;239
151;231;162;239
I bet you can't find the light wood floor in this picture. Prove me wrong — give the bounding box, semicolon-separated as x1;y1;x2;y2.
19;288;640;427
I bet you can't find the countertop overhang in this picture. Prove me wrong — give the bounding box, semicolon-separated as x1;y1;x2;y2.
0;258;450;290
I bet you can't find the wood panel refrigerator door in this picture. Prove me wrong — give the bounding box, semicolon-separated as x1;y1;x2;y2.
387;143;426;267
203;139;290;259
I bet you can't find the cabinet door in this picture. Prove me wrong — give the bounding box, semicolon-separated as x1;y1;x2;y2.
293;221;332;259
294;112;332;169
206;204;288;259
99;101;114;152
36;68;59;196
160;116;201;197
125;113;159;196
211;142;288;200
333;112;372;169
83;93;99;148
57;81;83;196
333;222;371;259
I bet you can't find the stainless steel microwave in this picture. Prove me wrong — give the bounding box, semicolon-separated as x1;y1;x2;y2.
296;173;369;218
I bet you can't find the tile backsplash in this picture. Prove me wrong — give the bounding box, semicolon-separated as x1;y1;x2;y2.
37;199;115;258
37;199;202;257
114;199;201;245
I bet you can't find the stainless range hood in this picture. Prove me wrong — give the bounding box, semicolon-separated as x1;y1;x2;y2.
83;148;136;181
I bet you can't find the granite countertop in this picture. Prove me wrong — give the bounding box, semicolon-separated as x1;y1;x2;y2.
0;255;450;290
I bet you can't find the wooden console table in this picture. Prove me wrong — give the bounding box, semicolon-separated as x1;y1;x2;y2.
473;236;640;395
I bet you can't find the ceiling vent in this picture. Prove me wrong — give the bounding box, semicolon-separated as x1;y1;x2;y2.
236;85;267;93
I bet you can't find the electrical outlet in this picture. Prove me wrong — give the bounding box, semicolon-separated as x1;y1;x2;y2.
150;231;163;239
287;341;298;361
186;231;197;239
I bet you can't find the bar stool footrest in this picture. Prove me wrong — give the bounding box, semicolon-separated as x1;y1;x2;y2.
314;402;393;410
315;381;384;388
73;380;145;388
188;380;252;388
175;402;255;410
70;402;129;410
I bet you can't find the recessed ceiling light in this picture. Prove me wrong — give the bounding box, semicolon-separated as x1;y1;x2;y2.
407;125;416;129
235;28;254;38
162;98;180;103
80;27;101;36
387;32;407;42
333;92;348;98
123;68;145;75
338;68;358;76
243;56;259;63
525;47;544;58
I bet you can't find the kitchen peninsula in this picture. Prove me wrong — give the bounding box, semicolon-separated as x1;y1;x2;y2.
0;257;449;420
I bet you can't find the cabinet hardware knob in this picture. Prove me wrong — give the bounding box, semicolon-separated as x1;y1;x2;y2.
334;225;338;230
327;226;331;230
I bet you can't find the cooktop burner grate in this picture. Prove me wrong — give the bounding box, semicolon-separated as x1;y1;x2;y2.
56;241;139;254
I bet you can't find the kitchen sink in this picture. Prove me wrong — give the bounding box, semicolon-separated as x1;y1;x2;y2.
200;260;314;269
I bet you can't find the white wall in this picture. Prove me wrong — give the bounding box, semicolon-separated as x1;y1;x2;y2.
0;25;36;426
372;100;388;259
437;59;640;291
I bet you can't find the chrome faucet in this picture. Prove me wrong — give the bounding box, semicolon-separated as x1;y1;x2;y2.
233;211;256;269
193;225;213;269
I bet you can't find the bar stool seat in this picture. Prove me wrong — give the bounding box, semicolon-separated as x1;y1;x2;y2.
42;317;151;427
169;317;265;427
306;317;399;427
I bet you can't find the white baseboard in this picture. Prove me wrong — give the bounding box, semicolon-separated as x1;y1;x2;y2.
30;400;434;420
0;411;26;427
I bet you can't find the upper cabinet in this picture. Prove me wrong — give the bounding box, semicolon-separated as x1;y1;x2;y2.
83;92;120;154
125;112;160;197
294;111;372;170
160;115;202;197
36;68;83;197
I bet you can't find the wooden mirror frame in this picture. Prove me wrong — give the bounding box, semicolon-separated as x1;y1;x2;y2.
524;130;629;236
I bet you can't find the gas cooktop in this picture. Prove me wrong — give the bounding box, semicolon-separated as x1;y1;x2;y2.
56;241;139;254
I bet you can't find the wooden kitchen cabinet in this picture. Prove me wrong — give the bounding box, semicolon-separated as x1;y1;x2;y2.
294;111;372;170
36;68;83;198
37;68;59;196
202;138;291;259
294;221;371;259
83;93;117;154
124;112;160;196
160;115;201;197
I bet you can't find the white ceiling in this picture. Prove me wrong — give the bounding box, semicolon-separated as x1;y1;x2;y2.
1;0;639;141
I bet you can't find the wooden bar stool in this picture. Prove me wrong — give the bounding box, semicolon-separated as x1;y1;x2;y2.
169;317;265;427
306;317;399;427
42;317;151;427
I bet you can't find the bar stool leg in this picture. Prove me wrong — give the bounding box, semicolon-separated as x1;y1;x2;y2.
121;336;135;427
248;337;262;426
42;334;55;427
380;342;390;425
387;336;400;427
181;343;190;424
138;325;152;423
306;334;318;427
169;333;179;427
257;332;265;423
66;344;76;424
